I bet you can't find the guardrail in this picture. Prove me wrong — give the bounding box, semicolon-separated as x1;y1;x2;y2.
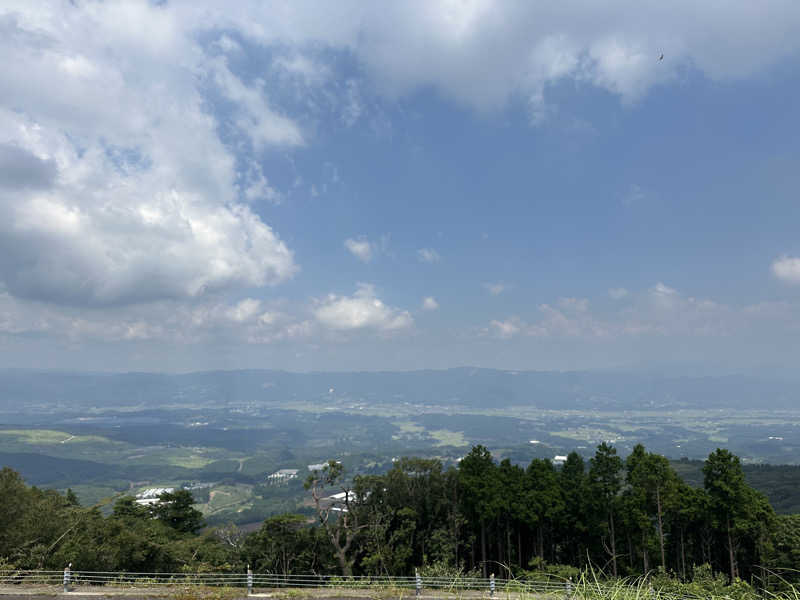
0;568;705;599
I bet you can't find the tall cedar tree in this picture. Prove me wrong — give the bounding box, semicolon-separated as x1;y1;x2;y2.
458;445;497;577
626;444;678;572
589;442;623;577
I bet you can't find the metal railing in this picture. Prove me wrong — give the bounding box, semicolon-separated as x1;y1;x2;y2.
0;569;706;599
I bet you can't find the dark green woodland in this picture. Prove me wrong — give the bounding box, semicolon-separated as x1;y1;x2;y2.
2;444;799;593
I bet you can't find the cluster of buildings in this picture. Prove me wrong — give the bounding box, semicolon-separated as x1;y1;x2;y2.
265;468;300;485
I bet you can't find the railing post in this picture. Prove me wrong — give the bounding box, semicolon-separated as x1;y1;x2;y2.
247;565;253;596
490;573;495;598
565;576;572;600
415;568;422;597
63;563;71;593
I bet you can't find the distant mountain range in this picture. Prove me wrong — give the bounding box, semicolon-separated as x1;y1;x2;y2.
2;367;798;412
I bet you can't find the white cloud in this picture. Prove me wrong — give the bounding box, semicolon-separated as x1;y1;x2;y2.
273;54;331;86
214;34;242;54
0;292;311;345
772;256;800;284
422;297;439;311
342;79;365;127
484;282;509;296
209;56;304;149
648;282;680;311
489;304;608;339
2;2;800;364
417;248;441;263
242;161;282;205
0;3;299;308
490;318;523;339
225;298;263;323
344;237;374;262
313;283;413;331
609;287;629;299
202;2;800;116
486;283;767;341
533;303;608;337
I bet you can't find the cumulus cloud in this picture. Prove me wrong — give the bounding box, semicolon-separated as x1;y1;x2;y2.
489;318;523;339
486;283;800;341
0;292;312;345
273;53;331;87
491;303;608;339
0;3;299;307
344;237;374;262
0;143;57;190
195;2;800;116
0;283;416;344
648;282;681;311
208;55;304;149
313;283;413;331
417;248;441;263
422;297;439;311
772;256;800;284
2;1;800;360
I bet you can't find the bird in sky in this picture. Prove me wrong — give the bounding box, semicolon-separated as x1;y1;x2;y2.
659;53;664;61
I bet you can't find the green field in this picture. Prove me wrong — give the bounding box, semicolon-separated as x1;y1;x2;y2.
5;397;800;526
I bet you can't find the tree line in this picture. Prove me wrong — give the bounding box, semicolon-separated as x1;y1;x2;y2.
302;444;777;583
1;444;798;587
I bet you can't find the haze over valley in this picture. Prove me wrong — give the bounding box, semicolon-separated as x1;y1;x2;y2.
4;367;800;525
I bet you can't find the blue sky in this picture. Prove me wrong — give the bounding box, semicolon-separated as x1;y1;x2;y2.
1;1;800;373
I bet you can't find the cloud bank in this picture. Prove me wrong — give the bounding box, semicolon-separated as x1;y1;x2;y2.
0;2;299;308
1;2;800;368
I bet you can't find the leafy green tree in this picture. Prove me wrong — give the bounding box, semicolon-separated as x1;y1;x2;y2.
620;475;653;574
525;459;564;564
382;457;454;566
152;490;204;534
701;449;773;582
559;452;590;567
766;514;800;587
112;495;150;519
65;488;80;506
703;449;747;580
0;467;30;561
245;514;308;575
626;444;678;572
671;482;708;579
496;458;527;568
360;504;417;575
458;445;498;577
589;442;623;577
305;460;366;576
102;513;179;572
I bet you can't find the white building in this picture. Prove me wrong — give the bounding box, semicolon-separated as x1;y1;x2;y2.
136;487;175;499
322;490;362;513
266;469;300;485
553;455;568;465
134;487;175;506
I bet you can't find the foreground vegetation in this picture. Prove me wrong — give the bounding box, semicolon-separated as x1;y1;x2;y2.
3;443;800;598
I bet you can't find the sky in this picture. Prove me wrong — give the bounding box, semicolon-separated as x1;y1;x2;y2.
1;1;800;374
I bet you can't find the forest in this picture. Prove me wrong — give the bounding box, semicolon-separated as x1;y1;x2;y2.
2;444;799;592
